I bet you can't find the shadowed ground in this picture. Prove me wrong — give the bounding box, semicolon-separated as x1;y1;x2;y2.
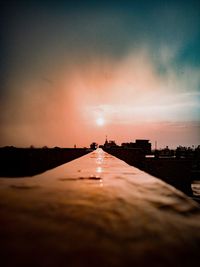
0;149;200;267
103;148;196;195
0;147;90;177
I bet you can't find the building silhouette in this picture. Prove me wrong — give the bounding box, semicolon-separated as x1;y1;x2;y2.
121;139;151;154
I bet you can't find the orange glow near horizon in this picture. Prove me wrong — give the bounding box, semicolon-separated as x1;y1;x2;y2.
1;1;200;149
1;51;199;148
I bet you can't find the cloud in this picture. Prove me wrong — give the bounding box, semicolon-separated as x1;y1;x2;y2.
0;1;200;147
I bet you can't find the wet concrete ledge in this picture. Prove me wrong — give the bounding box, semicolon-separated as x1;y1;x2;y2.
103;148;194;195
0;149;200;267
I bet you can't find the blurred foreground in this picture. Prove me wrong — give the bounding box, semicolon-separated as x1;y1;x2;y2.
0;149;200;267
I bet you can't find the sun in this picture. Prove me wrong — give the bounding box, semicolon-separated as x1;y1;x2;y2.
96;117;105;126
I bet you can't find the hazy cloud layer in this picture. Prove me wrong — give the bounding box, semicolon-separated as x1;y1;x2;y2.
1;0;200;147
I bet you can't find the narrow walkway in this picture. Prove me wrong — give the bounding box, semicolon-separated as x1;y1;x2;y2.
0;149;200;267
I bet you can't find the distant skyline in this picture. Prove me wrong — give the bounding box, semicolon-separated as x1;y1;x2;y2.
1;0;200;148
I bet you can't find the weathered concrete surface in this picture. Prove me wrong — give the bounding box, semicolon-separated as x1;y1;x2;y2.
0;149;200;267
103;148;193;195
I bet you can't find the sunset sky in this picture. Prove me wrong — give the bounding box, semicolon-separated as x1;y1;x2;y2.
1;0;200;148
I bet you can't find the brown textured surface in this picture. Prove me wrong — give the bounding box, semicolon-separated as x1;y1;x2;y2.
0;149;200;267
